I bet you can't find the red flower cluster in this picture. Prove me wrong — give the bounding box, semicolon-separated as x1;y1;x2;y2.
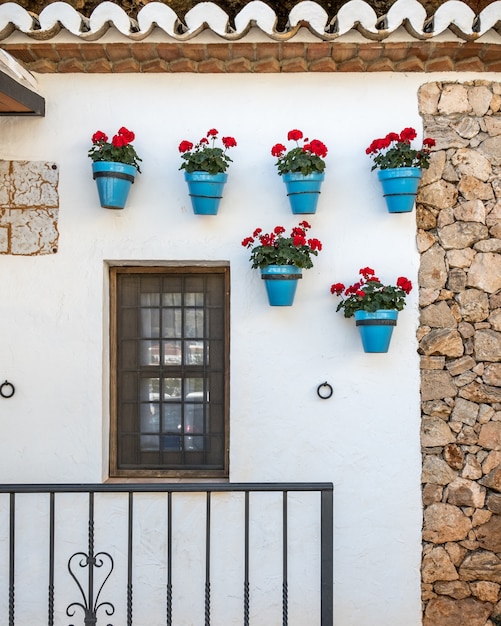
271;129;328;160
92;127;135;148
271;143;286;158
330;266;413;318
88;126;142;170
242;222;322;252
112;127;135;148
366;128;420;155
366;127;436;171
178;140;194;153
242;221;323;270
178;129;237;154
178;129;238;175
396;276;413;294
92;130;108;144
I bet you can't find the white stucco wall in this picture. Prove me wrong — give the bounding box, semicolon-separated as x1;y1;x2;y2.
0;69;495;624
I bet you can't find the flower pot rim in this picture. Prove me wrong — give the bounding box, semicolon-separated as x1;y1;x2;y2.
377;166;422;179
354;309;399;317
260;264;303;270
282;171;325;180
184;171;228;181
92;160;137;172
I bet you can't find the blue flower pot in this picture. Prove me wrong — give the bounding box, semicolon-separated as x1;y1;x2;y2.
260;265;302;306
354;309;398;353
377;167;422;213
92;161;136;209
282;172;325;214
185;171;228;215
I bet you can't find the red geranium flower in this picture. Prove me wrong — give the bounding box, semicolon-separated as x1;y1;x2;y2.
399;127;417;143
117;126;135;144
242;222;323;270
272;130;328;176
331;267;413;318
178;140;194;153
179;128;237;175
222;136;237;149
396;276;413;294
330;283;345;296
112;134;127;148
88;126;142;171
288;129;303;141
360;267;375;278
271;143;286;158
92;130;108;144
366;127;435;171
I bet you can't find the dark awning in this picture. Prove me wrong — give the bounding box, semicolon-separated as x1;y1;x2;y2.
0;49;44;116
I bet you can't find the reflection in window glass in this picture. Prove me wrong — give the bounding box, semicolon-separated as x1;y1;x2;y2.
164;378;181;399
163;340;182;365
185;308;204;338
162;308;182;338
185;340;205;365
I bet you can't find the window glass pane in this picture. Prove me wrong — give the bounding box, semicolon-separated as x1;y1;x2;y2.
140;277;161;300
164;378;182;400
163;340;182;365
185;377;204;398
120;308;138;338
162;308;181;338
120;277;138;306
185;309;204;338
185;403;204;431
120;341;138;369
140;434;159;451
140;403;159;451
162;276;182;300
162;292;181;306
140;378;160;402
119;372;137;402
140;292;160;306
140;308;160;338
185;291;204;306
140;340;160;366
185;340;205;365
162;404;181;433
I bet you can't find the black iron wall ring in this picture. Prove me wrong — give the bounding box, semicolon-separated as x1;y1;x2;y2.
317;382;333;400
0;380;15;398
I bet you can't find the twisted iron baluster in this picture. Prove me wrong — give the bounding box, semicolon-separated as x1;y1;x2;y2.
127;492;133;626
205;492;211;626
9;493;15;626
243;491;250;626
282;491;288;626
166;491;172;626
48;492;55;626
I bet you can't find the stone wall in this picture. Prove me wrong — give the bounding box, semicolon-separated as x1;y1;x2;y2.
418;81;501;626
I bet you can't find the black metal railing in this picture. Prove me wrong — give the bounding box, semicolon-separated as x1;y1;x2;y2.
0;482;333;626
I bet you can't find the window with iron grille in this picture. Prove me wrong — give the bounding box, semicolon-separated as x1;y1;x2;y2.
109;265;229;478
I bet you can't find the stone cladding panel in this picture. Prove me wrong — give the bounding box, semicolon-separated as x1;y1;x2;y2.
419;80;501;626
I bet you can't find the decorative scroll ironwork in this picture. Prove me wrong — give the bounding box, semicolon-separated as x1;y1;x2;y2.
66;550;115;626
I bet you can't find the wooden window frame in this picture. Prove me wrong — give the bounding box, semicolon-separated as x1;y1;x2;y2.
109;263;230;479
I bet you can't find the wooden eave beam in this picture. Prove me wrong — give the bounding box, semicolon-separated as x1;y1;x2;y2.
0;67;45;116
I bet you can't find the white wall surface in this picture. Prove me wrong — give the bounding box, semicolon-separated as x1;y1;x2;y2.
0;70;494;625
